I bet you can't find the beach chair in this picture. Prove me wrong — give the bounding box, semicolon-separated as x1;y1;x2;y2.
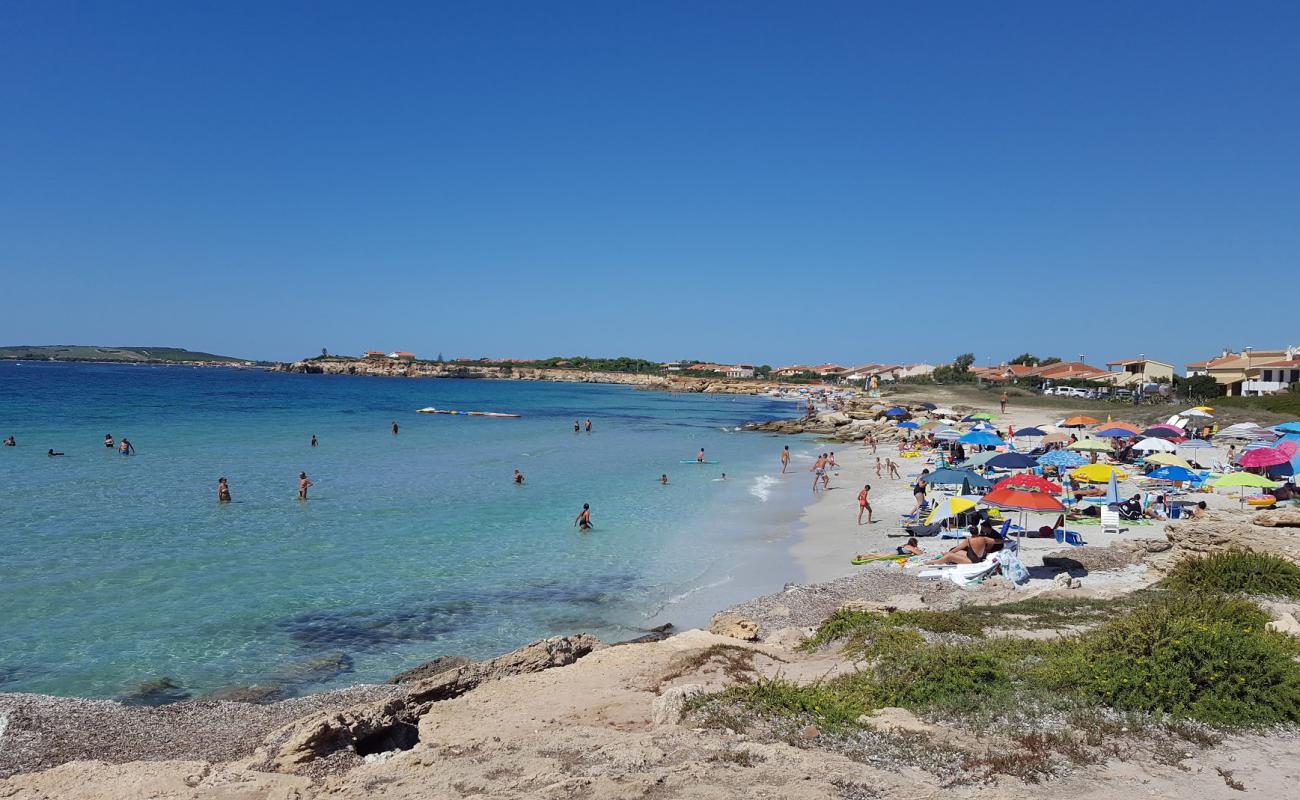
1100;508;1122;535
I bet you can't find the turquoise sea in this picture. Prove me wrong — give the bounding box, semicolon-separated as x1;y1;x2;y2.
0;362;814;702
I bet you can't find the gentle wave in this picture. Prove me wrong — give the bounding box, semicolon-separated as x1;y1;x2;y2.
749;473;778;502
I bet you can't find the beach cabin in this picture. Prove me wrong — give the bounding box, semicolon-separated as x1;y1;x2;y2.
363;351;387;359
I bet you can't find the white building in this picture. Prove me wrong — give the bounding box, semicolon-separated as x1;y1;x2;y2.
726;364;755;379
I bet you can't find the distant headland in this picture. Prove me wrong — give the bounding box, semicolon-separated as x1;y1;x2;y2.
0;345;259;365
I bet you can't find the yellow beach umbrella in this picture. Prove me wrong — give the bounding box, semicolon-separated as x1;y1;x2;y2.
1192;406;1215;413
1145;453;1193;470
1071;464;1128;483
925;496;977;525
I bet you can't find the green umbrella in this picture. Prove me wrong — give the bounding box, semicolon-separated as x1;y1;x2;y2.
1211;471;1278;508
970;412;997;421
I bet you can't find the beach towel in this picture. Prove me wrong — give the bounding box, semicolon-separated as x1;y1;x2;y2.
918;555;1001;587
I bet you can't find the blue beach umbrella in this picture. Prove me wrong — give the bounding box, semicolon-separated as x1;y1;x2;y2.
1038;450;1089;468
897;421;919;429
884;407;908;417
1095;428;1132;438
1148;465;1196;483
985;452;1038;470
960;451;1004;469
1273;421;1300;434
1102;471;1123;505
958;431;1004;447
1014;427;1046;437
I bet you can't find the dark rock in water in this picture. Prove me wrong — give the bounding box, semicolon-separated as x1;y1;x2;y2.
388;655;472;685
117;677;192;706
611;623;674;647
273;652;355;687
203;684;285;704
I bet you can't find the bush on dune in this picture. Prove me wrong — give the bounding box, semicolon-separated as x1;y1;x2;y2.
1160;551;1300;600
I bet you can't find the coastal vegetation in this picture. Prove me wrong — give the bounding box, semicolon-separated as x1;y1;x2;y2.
687;563;1300;781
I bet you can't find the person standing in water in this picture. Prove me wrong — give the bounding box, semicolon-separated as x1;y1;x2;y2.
217;477;231;502
513;469;524;484
585;419;592;432
104;434;114;449
660;474;668;485
298;471;313;500
857;484;874;524
696;448;706;463
391;421;399;436
118;438;135;455
574;420;581;433
780;445;790;474
719;472;726;481
310;435;318;447
574;503;592;530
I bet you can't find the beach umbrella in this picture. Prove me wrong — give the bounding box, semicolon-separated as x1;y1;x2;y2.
1038;450;1089;468
994;474;1063;493
1132;437;1176;453
1061;416;1098;428
960;451;1004;469
897;421;919;429
1101;470;1123;505
920;421;942;430
1178;439;1214;450
970;412;997;421
925;467;992;487
1279;441;1299;459
1095;428;1132;438
919;402;938;410
934;429;962;441
1148;465;1196;483
1274;421;1300;434
924;495;978;525
1145;453;1194;469
884;407;908;417
1099;422;1141;434
1213;472;1278;488
1071;463;1128;483
1181;408;1213;419
1067;438;1111;452
981;485;1066;513
971;422;997;432
1238;448;1291;468
1191;406;1215;413
1014;427;1047;437
958;431;1004;447
931;407;957;417
986;452;1038;470
1141;428;1182;440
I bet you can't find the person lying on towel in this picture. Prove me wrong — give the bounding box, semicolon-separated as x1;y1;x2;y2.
925;526;1003;565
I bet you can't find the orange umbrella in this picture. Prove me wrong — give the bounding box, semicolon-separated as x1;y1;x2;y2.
1062;416;1098;428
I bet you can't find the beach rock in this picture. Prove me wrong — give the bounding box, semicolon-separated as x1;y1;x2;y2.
765;627;813;649
1253;508;1300;528
817;411;851;426
652;684;704;726
838;600;895;615
388;655;472;684
1051;573;1083;590
203;685;284;704
801;724;820;739
1153;511;1300;569
707;613;759;641
1267;613;1300;638
115;677;192;706
407;634;603;705
613;623;675;647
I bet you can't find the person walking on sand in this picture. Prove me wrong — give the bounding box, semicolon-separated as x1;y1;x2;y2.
828;451;838;469
886;458;901;480
811;453;826;493
118;438;135;455
298;471;313;500
310;435;317;447
514;469;525;485
392;421;399;436
1000;392;1009;414
909;469;930;516
217;477;231;503
104;434;114;449
574;503;593;530
857;484;874;524
585;419;592;432
780;445;790;474
864;432;877;454
875;457;883;479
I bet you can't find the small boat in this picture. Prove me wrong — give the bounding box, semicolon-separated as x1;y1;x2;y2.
417;407;520;418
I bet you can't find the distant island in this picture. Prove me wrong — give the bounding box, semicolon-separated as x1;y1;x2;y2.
0;345;256;365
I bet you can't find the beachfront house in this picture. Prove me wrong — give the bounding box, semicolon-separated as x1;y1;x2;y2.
725;364;756;379
1186;347;1299;395
899;363;936;379
387;351;416;361
972;363;1038;383
841;364;881;383
1027;361;1109;382
1103;356;1175;386
774;365;812;378
363;351;387;359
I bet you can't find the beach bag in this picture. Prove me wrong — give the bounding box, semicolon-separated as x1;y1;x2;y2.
999;550;1031;586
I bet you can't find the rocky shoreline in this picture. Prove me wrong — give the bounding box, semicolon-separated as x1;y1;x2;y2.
270;357;788;395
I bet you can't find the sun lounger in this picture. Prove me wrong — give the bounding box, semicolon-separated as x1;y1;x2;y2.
918;555;1002;587
1100;508;1122;534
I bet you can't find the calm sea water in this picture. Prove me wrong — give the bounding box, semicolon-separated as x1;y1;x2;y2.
0;362;814;701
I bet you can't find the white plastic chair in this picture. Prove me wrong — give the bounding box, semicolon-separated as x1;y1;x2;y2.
1100;508;1122;534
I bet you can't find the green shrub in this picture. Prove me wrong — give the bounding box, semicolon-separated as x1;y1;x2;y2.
799;609;984;659
872;643;1015;710
1048;594;1300;727
1161;552;1300;599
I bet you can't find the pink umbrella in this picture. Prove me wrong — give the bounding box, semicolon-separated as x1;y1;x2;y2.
1238;448;1291;468
1278;440;1299;459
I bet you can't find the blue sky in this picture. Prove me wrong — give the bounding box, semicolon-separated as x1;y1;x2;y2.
2;2;1297;367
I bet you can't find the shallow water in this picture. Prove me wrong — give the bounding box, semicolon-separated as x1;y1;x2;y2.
0;362;814;700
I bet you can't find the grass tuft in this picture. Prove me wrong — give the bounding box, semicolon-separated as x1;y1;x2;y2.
1160;551;1300;599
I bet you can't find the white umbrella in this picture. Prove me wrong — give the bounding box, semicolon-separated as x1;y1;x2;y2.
1133;437;1177;453
1181;408;1213;418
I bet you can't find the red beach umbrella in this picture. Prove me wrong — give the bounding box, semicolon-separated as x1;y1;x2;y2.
1238;448;1291;468
993;474;1063;494
981;486;1066;513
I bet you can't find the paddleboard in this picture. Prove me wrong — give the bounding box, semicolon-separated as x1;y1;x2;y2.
417;408;520;417
679;460;720;464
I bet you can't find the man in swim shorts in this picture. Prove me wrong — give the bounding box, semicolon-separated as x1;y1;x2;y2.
298;471;313;500
574;503;592;530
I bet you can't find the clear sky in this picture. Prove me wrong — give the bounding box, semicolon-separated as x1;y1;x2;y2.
2;2;1297;368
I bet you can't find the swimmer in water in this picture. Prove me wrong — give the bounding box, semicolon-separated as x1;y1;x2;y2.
104;434;114;448
298;471;313;500
392;421;399;435
3;436;15;447
118;438;135;455
660;474;668;485
574;503;592;530
48;448;64;457
585;419;592;432
218;477;231;502
514;469;524;484
720;472;726;481
310;435;317;447
574;420;581;433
